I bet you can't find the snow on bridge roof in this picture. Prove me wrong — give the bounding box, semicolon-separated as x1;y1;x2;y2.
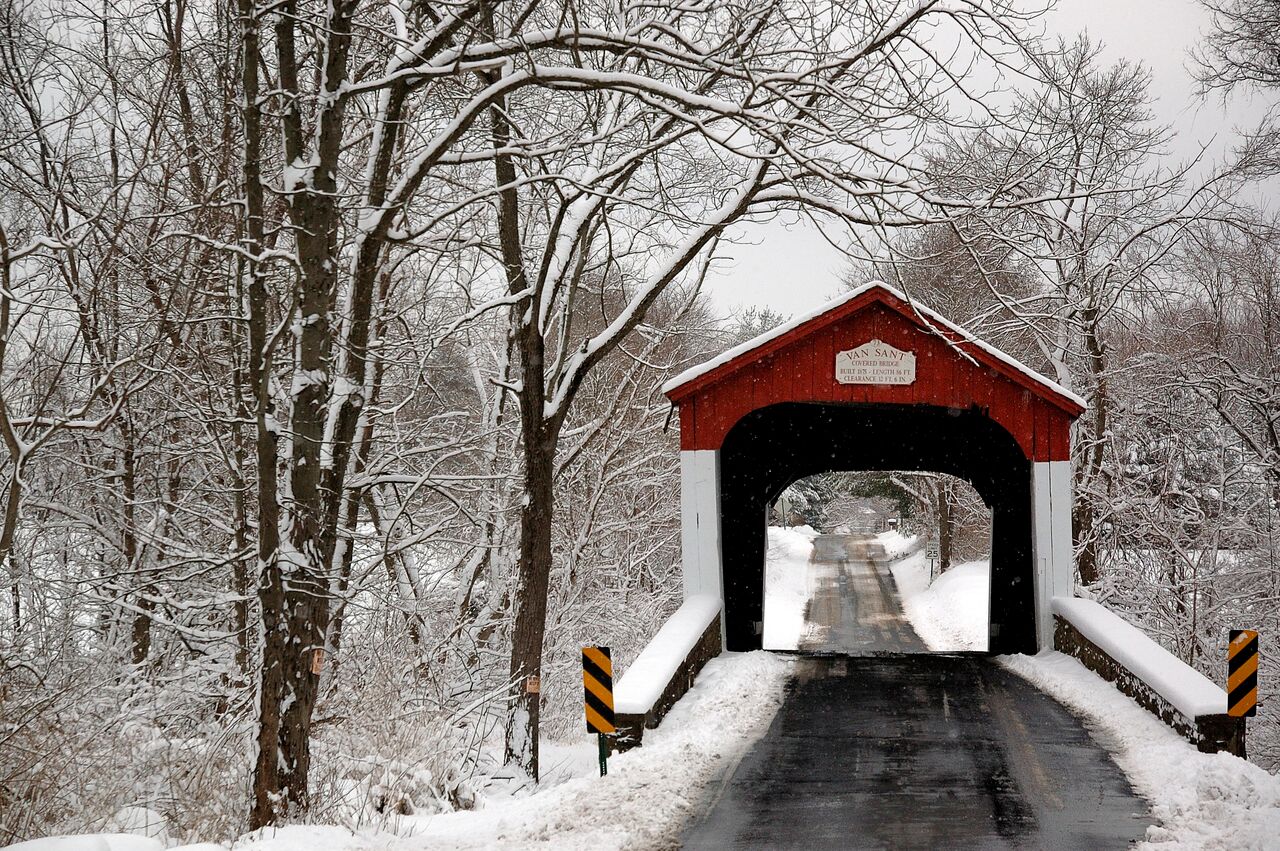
662;280;1087;413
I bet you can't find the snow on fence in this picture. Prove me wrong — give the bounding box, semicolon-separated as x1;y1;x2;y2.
1052;597;1246;757
611;595;722;752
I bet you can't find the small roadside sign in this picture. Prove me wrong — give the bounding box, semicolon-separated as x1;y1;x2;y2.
1228;630;1258;718
582;646;615;776
925;540;940;560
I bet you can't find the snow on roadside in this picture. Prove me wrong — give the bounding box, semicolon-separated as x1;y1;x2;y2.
5;836;166;851
889;553;989;651
888;545;1280;848
1003;652;1280;850
762;525;818;650
13;655;791;851
398;651;790;849
872;530;918;560
108;652;788;851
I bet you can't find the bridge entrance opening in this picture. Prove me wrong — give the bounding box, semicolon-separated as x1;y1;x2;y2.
662;283;1085;657
762;469;992;654
723;401;1029;652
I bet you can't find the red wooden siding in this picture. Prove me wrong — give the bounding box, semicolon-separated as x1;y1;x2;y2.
669;286;1081;461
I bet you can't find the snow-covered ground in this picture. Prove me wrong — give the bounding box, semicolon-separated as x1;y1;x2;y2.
1005;653;1280;849
873;529;918;560
890;546;1280;849
761;525;819;650
5;837;177;851
11;653;791;851
890;551;989;651
21;538;1278;851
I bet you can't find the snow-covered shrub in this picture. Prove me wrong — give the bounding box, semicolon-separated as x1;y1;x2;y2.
304;634;500;830
0;648;250;845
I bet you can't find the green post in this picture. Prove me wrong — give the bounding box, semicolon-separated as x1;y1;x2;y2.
598;732;609;776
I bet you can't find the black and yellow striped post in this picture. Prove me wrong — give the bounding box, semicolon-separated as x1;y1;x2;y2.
1228;630;1258;718
582;646;615;776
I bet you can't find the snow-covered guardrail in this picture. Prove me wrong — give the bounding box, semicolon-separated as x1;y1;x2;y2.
612;595;722;752
1052;597;1246;757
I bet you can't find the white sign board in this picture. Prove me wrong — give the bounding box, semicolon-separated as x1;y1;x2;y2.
835;339;916;385
925;540;940;560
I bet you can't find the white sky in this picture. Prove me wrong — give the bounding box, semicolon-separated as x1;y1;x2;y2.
702;0;1277;320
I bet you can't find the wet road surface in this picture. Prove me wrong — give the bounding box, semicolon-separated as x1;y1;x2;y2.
684;534;1150;849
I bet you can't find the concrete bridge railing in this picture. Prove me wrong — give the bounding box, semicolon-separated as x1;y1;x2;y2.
1052;596;1246;757
611;595;722;752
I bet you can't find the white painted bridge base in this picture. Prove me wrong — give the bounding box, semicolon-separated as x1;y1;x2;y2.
1031;460;1074;650
680;449;724;601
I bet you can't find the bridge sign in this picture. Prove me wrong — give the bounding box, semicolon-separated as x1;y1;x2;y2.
835;339;916;385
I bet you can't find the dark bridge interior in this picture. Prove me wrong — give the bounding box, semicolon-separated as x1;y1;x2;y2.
719;402;1035;654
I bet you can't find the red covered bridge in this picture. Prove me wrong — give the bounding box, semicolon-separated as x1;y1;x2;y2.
662;281;1085;653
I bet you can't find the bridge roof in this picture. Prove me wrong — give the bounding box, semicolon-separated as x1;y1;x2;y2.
662;280;1086;414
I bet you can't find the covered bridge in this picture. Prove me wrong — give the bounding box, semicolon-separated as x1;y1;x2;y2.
662;281;1086;654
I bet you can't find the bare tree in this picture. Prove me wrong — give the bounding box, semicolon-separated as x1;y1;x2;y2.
923;37;1242;584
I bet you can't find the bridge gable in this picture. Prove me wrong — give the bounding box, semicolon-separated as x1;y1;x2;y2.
663;282;1084;460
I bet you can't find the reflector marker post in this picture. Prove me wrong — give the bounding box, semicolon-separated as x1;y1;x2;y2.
1228;629;1258;718
583;645;615;776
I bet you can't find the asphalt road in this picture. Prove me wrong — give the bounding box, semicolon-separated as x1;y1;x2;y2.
683;534;1150;849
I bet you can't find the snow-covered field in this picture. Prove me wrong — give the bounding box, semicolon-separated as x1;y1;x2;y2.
890;547;1280;849
9;653;791;851
761;525;819;650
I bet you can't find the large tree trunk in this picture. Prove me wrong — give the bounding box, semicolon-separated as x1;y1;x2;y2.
0;233;21;640
273;163;339;821
248;0;356;823
505;429;556;779
238;0;286;828
1;473;20;639
120;415;151;666
231;466;252;681
482;46;560;779
1072;500;1100;586
1073;314;1108;587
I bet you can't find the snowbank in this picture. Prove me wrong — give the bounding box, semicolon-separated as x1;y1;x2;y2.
762;525;818;650
893;561;1277;847
1003;652;1280;849
890;554;989;651
873;530;918;560
614;594;721;716
194;652;792;851
6;837;164;851
39;656;788;851
7;809;176;851
1051;597;1226;720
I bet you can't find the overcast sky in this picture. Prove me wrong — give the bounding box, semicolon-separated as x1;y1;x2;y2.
702;0;1276;320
